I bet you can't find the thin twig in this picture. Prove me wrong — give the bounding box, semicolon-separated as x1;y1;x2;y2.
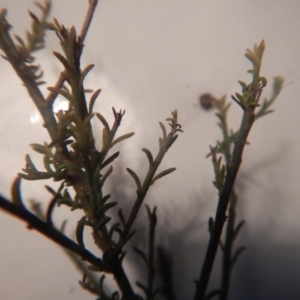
45;71;66;104
79;0;98;43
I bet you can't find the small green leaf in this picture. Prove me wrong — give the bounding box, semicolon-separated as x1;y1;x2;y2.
25;154;38;172
18;172;53;180
142;148;154;167
76;216;86;248
101;152;120;170
89;89;101;113
44;185;56;195
126;168;141;190
133;246;148;265
212;181;220;191
97;202;118;215
231;246;246;268
118;209;126;228
83;113;94;127
233;220;245;240
235;92;244;103
47;86;72;102
60;220;67;233
125;230;136;243
95;216;111;231
11;176;26;209
79;64;94;87
159;121;167;139
101;165;113;186
158;137;163;148
151;167;176;185
102;194;111;203
14;34;26;47
102;127;111;149
110;132;135;148
109;222;121;239
57;198;73;207
238;80;248;92
258;76;267;87
52;18;61;30
53;51;70;70
96;113;110;135
43;155;54;173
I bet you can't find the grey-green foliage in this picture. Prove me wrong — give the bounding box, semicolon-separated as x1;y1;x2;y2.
0;1;182;299
0;1;283;300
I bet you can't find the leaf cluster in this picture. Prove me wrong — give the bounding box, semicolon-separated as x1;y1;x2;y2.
1;2;183;299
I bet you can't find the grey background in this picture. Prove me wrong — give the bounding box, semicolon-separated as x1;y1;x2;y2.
1;0;300;299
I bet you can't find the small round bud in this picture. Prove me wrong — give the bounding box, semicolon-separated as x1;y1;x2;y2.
199;93;217;110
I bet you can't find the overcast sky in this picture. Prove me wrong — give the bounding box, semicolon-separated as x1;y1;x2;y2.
1;1;300;299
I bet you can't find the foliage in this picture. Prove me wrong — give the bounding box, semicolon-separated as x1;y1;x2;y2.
0;1;283;300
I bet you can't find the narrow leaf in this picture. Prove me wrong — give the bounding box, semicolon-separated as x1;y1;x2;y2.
18;172;53;180
11;176;26;209
60;220;67;233
158;137;163;149
79;64;94;87
89;89;101;113
97;202;118;215
231;246;246;268
151;167;176;185
101;151;119;170
96;113;110;134
76;216;86;248
126;168;141;190
101;165;113;186
233;220;245;240
43;155;54;173
118;209;126;228
111;291;120;299
25;154;38;172
14;34;25;47
142;148;154;167
110;132;135;148
95;216;111;231
133;246;148;265
125;230;136;243
53;51;70;70
47;86;72;102
109;222;121;239
102;127;111;149
44;185;56;195
102;194;111;203
159;121;167;139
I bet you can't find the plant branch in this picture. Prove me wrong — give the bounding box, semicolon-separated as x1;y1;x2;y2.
194;41;266;300
79;0;98;46
0;193;104;269
194;109;255;300
117;111;182;252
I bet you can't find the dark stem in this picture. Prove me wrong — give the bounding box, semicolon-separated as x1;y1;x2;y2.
193;109;255;300
0;194;103;269
220;192;237;300
112;261;139;300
